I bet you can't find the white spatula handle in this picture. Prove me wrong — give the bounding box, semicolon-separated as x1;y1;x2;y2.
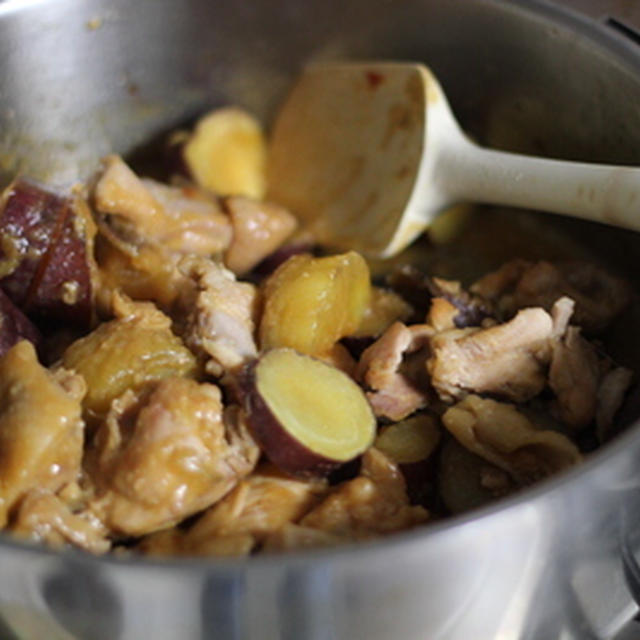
438;134;640;231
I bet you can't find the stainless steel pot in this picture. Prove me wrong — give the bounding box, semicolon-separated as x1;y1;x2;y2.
2;1;640;638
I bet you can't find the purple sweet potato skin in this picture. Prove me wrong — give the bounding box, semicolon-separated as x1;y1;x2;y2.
27;205;93;328
0;180;93;328
239;361;342;478
0;288;41;356
0;179;66;305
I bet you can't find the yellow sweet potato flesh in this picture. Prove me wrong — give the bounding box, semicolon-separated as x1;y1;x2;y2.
375;414;441;465
62;304;199;419
252;348;376;465
259;251;371;356
352;286;413;338
184;108;267;199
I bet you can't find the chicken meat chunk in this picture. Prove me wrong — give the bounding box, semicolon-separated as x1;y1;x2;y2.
141;464;328;556
298;448;428;541
177;256;260;376
427;307;556;403
94;155;232;256
10;487;110;554
471;260;631;334
442;395;582;485
356;322;433;421
548;326;601;430
88;379;259;537
0;341;85;527
262;523;344;553
223;196;298;276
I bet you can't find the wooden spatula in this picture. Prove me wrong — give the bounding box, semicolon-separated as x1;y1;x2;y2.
267;61;640;258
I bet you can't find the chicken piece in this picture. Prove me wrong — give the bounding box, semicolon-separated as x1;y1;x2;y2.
94;155;232;256
548;296;632;433
596;366;634;441
426;277;492;328
0;341;85;527
223;196;298;276
356;322;433;421
179;463;327;555
94;155;159;227
143;179;232;255
471;260;631;334
95;237;190;311
549;327;601;430
88;379;259;537
10;488;110;554
177;256;259;376
136;527;185;555
442;395;582;485
262;523;344;552
427;307;555;402
426;297;460;333
299;448;428;539
385;266;491;327
138;526;255;558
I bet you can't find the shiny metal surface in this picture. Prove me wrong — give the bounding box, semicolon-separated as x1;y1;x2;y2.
1;1;640;638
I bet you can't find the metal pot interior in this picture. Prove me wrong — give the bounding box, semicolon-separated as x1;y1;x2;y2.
1;1;640;639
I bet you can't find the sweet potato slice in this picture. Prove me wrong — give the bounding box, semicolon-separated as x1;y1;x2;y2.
62;296;199;421
0;180;95;327
243;348;376;476
375;414;441;465
259;251;371;356
352;286;413;339
0;179;66;305
375;413;441;507
183;107;267;199
0;288;41;356
27;195;95;327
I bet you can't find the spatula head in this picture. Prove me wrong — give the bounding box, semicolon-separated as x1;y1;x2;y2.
267;62;435;258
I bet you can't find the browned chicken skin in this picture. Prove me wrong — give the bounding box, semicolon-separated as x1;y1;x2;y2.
442;395;582;486
357;322;433;421
142;464;327;556
298;448;428;540
95;155;232;257
0;341;85;527
87;378;259;537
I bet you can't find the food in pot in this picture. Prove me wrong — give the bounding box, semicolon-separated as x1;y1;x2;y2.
242;347;377;476
0;105;634;557
259;251;371;356
179;107;267;200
